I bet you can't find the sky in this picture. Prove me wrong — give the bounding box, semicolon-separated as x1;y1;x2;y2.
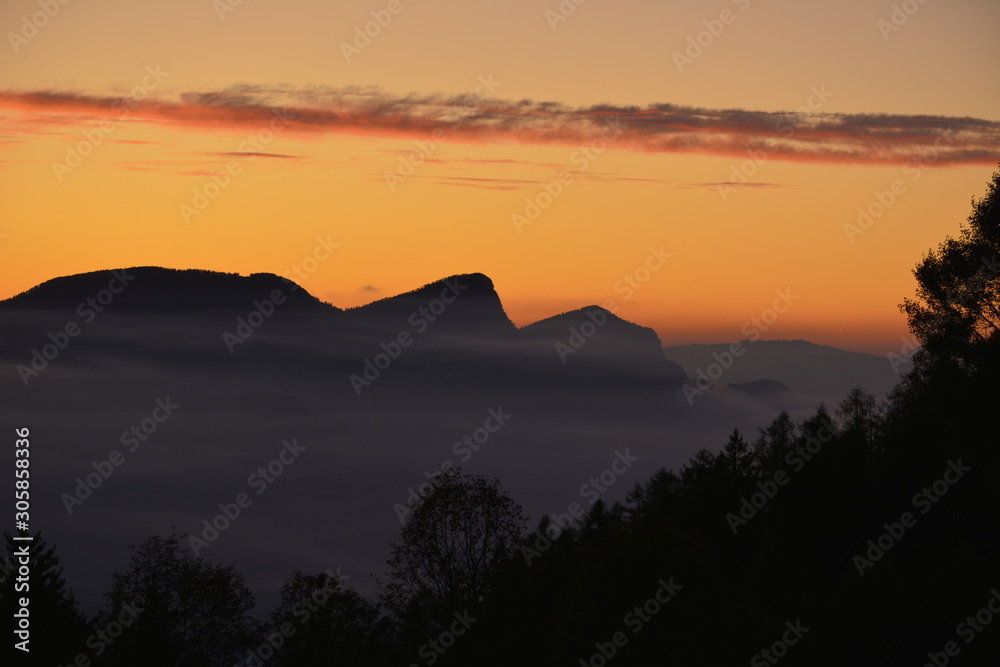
1;0;998;354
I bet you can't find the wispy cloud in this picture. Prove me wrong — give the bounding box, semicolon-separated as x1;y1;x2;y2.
682;182;786;190
210;151;302;159
2;84;998;166
433;175;540;190
380;170;672;192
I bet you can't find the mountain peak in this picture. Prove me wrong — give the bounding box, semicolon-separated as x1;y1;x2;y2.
519;304;686;387
0;267;334;313
357;273;498;305
519;305;641;334
351;273;516;335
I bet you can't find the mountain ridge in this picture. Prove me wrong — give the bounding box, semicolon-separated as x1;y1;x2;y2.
0;267;334;313
0;268;627;338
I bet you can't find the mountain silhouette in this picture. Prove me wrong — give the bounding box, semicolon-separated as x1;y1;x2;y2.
520;305;686;387
0;267;884;616
2;267;334;313
0;268;684;392
351;272;516;338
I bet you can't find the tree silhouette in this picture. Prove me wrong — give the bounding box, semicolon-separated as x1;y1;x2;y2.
0;531;89;665
721;428;753;483
752;410;796;471
99;533;259;666
379;467;526;638
902;163;1000;370
837;385;880;450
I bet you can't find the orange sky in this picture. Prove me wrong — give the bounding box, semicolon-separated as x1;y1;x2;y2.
1;0;999;354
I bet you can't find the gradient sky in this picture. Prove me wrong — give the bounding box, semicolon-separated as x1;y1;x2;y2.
1;0;998;353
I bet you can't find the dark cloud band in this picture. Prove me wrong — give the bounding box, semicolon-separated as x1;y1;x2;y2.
2;84;998;166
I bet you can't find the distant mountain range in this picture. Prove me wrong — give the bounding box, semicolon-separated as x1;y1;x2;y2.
0;268;907;614
2;268;896;398
664;339;905;405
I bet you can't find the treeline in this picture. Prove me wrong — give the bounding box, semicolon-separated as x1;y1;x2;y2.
470;360;1000;666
